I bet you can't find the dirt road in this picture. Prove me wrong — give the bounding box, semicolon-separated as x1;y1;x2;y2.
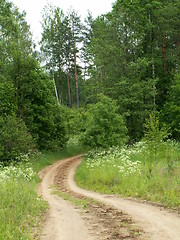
38;155;180;240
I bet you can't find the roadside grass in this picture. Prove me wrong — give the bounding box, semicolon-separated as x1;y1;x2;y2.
0;145;85;239
75;140;180;211
32;146;85;173
0;163;47;240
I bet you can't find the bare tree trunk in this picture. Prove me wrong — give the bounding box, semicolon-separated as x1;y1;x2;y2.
149;13;156;110
73;33;80;108
53;78;60;105
84;63;87;81
70;77;74;107
67;63;72;107
161;34;167;74
52;68;60;105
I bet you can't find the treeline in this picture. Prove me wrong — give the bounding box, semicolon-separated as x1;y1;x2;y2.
40;0;179;142
86;0;180;141
0;0;179;163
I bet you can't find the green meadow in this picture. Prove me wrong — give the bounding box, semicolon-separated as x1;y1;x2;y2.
76;141;180;210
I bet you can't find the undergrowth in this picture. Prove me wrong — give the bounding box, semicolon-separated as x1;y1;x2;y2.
0;161;47;240
76;140;180;210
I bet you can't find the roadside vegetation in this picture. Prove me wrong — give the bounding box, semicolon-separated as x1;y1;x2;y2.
76;141;180;210
0;147;84;240
76;115;180;211
0;152;45;240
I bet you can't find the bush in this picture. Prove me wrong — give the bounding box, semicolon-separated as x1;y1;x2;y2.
51;105;68;151
0;115;34;163
81;94;128;148
143;113;170;163
64;107;88;137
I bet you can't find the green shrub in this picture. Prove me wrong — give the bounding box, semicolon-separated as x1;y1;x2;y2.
39;105;68;151
81;94;128;148
0;115;34;163
143;113;170;168
64;107;88;137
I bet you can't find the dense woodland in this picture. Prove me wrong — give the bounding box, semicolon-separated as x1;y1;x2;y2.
0;0;179;163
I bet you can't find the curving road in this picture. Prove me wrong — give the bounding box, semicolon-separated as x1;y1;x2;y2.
38;155;180;240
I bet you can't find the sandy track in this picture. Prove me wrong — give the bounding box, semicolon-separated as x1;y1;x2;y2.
39;156;95;240
39;155;180;240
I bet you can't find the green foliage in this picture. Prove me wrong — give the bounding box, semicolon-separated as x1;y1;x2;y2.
82;0;180;141
0;115;34;163
144;113;169;143
0;82;17;116
0;145;86;239
81;95;128;148
65;107;88;136
40;5;83;107
1;0;179;162
42;105;68;151
76;141;180;210
161;73;180;140
12;55;68;151
143;113;170;163
0;0;70;163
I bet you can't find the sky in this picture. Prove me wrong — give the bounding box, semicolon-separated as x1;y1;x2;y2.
11;0;114;46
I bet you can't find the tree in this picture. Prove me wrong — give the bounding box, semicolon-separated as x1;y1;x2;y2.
41;5;66;104
81;95;128;148
82;0;179;141
0;0;68;161
161;73;180;140
0;82;17;116
67;9;83;108
12;55;67;150
40;5;83;108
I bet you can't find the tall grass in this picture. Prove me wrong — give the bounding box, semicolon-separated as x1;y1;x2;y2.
76;140;180;210
0;142;85;239
0;161;47;239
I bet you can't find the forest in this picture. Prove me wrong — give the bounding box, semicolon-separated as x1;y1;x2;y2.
0;0;179;161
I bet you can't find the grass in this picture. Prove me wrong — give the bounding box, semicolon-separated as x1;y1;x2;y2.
32;147;85;173
0;165;47;240
0;145;85;240
1;137;179;239
75;140;180;211
52;187;89;209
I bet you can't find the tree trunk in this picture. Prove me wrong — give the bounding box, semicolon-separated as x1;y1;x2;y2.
73;32;80;108
53;78;60;105
67;63;72;107
161;34;167;74
70;76;74;106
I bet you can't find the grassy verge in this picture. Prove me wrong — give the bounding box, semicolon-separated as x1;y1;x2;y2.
0;163;47;240
76;141;180;211
0;146;85;239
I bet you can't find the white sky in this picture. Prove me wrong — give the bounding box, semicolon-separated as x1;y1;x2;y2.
11;0;114;46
